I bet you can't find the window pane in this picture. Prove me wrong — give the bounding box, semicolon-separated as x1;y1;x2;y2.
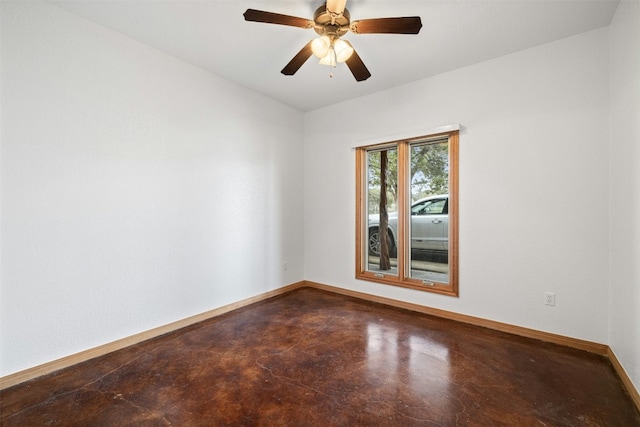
366;148;398;276
356;131;458;296
409;141;449;284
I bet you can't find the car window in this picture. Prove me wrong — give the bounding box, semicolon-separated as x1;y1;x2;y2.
411;201;429;215
412;198;446;215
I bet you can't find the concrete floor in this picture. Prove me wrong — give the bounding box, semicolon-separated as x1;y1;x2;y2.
1;287;638;426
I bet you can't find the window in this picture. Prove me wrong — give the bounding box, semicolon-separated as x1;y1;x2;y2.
356;131;459;296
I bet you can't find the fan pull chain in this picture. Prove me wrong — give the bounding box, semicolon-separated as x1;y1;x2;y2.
329;46;337;78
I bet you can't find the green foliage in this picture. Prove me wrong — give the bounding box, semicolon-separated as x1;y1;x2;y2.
410;142;449;200
367;142;448;213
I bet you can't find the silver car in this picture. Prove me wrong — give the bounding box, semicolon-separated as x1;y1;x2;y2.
368;194;449;256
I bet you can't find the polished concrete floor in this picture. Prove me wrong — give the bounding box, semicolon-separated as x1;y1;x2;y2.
1;287;639;426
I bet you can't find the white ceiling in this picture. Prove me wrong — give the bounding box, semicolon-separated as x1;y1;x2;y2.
48;0;619;112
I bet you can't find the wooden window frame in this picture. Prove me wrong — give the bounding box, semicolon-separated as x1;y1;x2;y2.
355;131;459;297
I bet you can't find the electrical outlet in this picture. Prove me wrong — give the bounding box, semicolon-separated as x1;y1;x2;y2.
544;292;555;306
283;261;288;271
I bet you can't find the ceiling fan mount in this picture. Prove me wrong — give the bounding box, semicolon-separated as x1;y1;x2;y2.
243;1;422;81
312;5;350;38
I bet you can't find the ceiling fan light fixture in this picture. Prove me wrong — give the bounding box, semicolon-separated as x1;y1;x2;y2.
244;1;420;81
319;48;337;67
311;35;331;58
333;39;354;63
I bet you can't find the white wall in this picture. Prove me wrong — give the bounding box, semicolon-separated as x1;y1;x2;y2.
0;1;305;376
609;0;640;393
2;0;637;393
305;28;610;343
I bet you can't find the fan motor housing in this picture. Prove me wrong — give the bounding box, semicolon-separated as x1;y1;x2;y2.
313;6;350;37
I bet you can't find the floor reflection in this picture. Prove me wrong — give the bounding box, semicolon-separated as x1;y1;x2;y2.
408;334;452;406
366;322;451;411
366;322;399;378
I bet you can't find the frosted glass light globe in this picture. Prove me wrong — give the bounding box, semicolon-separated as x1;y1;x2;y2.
311;36;331;58
334;39;354;63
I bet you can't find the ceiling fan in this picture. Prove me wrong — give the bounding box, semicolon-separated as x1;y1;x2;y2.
243;0;422;81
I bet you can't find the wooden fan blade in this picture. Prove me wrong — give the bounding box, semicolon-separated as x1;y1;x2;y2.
243;9;313;29
281;41;314;76
326;0;347;15
344;42;371;82
351;17;422;34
